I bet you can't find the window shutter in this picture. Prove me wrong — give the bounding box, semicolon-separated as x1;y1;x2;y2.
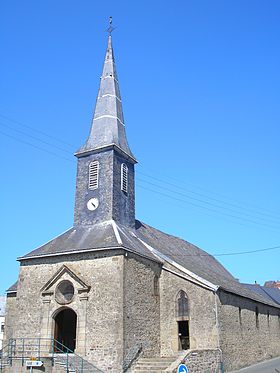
121;163;128;193
89;161;99;190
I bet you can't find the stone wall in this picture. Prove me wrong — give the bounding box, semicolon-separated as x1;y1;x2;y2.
217;289;280;372
160;266;219;356
166;349;222;373
182;349;222;373
3;294;17;347
123;253;161;359
4;251;125;373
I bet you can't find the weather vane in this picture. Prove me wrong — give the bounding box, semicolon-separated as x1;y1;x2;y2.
106;16;115;35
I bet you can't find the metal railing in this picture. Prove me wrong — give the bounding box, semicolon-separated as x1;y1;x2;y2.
0;338;103;373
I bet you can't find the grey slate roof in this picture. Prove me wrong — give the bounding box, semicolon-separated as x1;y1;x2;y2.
18;220;280;308
0;296;6;316
243;283;280;305
19;221;158;262
76;35;136;162
6;281;18;293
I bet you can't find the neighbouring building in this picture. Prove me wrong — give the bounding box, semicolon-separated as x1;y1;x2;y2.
2;31;280;373
0;296;6;352
264;280;280;289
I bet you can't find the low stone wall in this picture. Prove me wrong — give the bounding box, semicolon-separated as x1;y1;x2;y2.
123;343;142;372
167;349;222;373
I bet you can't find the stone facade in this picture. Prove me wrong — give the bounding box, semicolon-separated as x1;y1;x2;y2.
217;290;280;371
4;250;280;372
160;267;219;357
3;252;168;372
123;253;161;359
4;251;125;372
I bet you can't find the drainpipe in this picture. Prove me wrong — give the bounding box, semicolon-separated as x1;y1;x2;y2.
214;292;224;373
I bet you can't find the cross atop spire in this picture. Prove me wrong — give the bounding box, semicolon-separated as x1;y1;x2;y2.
106;16;115;35
76;30;136;162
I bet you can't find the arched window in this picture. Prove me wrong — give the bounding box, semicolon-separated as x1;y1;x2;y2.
121;163;128;193
89;161;99;190
176;290;189;318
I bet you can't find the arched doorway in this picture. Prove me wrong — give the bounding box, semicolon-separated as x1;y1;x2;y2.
54;308;77;352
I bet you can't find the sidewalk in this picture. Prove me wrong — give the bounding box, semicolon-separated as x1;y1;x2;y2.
229;356;280;373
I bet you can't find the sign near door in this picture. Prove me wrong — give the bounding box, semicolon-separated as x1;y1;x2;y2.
177;363;188;373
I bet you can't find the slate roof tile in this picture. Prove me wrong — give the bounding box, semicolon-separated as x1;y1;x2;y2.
15;220;280;308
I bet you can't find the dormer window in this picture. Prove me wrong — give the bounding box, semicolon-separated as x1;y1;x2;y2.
89;161;99;190
121;163;128;193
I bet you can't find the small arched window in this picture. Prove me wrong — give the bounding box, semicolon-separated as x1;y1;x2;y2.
176;290;189;318
89;161;99;190
121;163;128;193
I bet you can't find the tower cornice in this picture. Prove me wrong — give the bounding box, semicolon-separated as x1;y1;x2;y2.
75;143;137;164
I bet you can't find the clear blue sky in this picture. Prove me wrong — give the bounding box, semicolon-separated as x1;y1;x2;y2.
1;0;280;294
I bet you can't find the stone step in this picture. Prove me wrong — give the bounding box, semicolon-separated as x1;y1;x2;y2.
134;364;171;369
133;371;166;373
53;360;75;372
137;357;175;362
134;367;169;370
133;356;177;373
134;369;167;371
136;360;174;363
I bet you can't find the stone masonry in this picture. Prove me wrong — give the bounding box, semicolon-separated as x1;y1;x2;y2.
217;290;280;371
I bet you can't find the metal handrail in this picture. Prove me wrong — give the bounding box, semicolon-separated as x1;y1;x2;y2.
0;337;103;372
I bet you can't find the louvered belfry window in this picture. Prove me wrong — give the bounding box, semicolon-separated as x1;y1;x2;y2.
89;161;99;190
121;163;128;193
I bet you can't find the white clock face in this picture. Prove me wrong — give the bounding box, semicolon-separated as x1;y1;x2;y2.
87;198;99;211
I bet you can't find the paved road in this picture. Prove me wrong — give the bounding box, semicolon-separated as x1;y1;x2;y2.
229;356;280;373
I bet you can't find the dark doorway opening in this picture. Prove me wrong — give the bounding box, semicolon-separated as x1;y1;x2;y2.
54;308;77;352
178;320;190;350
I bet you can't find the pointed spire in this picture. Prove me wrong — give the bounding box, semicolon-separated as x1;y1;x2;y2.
76;32;136;162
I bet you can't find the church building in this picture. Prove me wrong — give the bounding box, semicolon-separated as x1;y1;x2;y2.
3;31;280;373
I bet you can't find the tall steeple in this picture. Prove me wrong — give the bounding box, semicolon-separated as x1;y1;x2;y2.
74;30;137;228
76;34;136;162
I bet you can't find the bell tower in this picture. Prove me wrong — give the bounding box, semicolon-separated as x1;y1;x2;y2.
74;33;137;228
